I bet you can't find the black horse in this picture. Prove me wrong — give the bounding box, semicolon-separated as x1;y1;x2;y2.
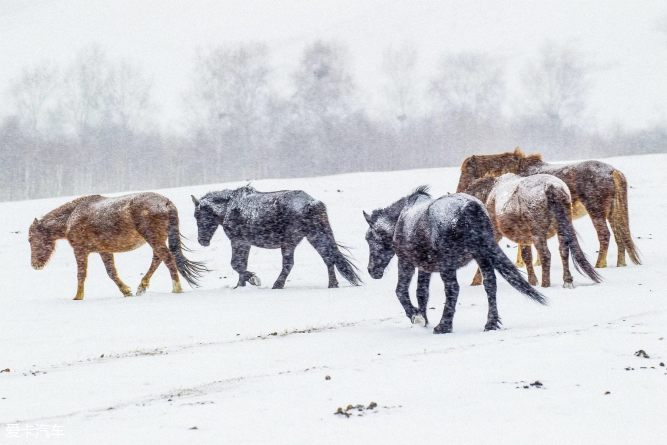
192;185;361;289
363;186;546;334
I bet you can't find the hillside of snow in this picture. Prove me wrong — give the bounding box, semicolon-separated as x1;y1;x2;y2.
0;154;665;444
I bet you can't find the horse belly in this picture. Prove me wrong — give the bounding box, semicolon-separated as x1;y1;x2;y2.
497;215;532;244
571;200;588;219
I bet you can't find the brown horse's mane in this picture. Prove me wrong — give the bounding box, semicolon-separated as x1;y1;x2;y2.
512;147;543;169
39;195;102;234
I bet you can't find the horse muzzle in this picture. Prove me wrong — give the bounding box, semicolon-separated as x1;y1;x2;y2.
368;267;384;279
198;238;210;247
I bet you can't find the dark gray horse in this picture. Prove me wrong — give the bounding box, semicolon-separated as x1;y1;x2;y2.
192;185;361;289
363;186;546;334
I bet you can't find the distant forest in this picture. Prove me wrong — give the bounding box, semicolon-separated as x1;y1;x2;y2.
1;41;666;201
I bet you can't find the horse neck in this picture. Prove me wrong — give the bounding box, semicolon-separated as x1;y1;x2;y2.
41;198;85;238
518;157;546;174
374;196;408;230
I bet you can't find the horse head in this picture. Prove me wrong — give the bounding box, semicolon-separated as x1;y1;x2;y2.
363;210;396;279
29;218;56;270
192;190;232;246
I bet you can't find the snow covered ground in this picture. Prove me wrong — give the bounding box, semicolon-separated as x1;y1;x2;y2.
0;154;665;444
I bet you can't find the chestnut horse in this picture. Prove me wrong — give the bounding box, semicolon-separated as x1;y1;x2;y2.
456;147;640;268
464;174;601;288
29;192;206;300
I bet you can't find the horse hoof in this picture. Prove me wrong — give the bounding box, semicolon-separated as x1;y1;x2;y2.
123;291;134;297
248;274;261;286
433;324;452;334
484;321;502;331
411;314;427;327
136;287;146;296
72;296;83;301
563;282;575;289
272;283;285;289
328;283;339;289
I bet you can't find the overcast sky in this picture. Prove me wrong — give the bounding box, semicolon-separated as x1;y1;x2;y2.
1;0;666;131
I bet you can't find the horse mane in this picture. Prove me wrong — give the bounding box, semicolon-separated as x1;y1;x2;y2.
406;185;431;204
371;185;431;223
513;146;542;162
39;195;101;233
236;184;256;194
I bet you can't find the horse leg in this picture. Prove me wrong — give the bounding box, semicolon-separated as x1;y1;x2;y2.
73;249;88;300
150;243;182;293
395;258;417;322
434;268;459;334
556;233;574;288
515;247;525;267
590;215;610;268
478;258;501;331
608;216;627;267
415;270;431;326
100;253;132;297
533;236;551;288
306;235;338;288
273;245;295;289
137;254;161;295
522;245;538;286
472;231;501;286
471;267;482;286
231;242;259;288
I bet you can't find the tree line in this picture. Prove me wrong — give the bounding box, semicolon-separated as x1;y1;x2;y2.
1;41;665;201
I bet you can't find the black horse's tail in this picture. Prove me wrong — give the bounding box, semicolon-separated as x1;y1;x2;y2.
547;185;602;283
307;201;362;286
467;202;547;305
167;204;208;287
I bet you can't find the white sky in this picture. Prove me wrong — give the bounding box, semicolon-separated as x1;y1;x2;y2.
1;0;666;131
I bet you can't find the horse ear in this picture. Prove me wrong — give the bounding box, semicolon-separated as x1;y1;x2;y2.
191;195;199;206
363;211;372;225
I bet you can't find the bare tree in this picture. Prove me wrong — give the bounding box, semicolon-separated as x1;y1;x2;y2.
7;62;60;136
291;41;355;125
429;51;505;122
520;43;590;128
427;51;507;158
381;44;418;123
187;43;274;178
284;41;361;174
59;45;109;141
102;61;153;134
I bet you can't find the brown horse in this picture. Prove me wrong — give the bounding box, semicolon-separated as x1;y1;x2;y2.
465;174;601;288
456;147;640;268
29;192;206;300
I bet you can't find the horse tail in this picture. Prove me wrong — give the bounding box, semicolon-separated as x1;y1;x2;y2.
167;204;208;287
547;185;602;283
307;201;362;286
611;170;641;265
466;202;547;305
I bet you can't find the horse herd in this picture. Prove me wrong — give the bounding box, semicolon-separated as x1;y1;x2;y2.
28;148;640;334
